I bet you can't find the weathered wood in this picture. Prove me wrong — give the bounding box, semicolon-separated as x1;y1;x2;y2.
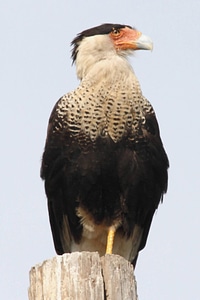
101;255;138;300
28;252;138;300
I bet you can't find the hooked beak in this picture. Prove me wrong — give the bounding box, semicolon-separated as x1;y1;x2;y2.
134;32;153;51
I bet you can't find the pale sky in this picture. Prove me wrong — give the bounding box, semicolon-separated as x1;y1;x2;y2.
1;1;200;299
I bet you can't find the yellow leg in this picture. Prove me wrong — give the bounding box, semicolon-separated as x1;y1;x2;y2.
106;227;116;254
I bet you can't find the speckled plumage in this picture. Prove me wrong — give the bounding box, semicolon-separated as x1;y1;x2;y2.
53;79;153;146
41;24;169;266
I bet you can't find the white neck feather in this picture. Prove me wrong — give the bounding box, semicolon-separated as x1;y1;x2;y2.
75;35;139;89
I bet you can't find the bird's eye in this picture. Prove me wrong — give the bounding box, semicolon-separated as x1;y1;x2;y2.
112;28;120;35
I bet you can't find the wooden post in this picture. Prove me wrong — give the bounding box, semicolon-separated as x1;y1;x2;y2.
28;252;138;300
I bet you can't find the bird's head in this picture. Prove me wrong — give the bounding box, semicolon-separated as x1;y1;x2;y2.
71;23;153;80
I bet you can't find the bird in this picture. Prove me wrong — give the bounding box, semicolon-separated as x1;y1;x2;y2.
41;23;169;267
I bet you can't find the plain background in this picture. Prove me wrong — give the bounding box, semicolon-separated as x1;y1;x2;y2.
1;1;200;299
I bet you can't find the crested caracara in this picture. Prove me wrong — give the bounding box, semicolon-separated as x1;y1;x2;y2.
41;23;169;267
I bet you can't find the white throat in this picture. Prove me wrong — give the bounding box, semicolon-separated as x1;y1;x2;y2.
75;34;136;85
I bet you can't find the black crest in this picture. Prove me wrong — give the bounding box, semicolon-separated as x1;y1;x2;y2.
71;23;132;63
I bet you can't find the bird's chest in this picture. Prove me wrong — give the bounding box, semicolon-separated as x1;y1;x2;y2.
55;88;148;144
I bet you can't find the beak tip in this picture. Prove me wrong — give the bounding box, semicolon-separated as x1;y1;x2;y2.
136;33;153;51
